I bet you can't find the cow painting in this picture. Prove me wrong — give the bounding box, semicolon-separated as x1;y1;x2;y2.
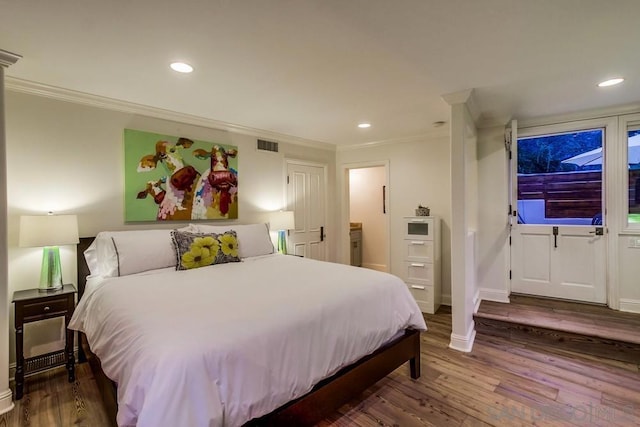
125;129;239;222
136;138;201;220
192;145;238;219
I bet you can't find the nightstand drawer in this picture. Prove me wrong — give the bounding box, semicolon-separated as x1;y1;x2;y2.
404;261;433;284
404;239;434;262
22;297;69;320
407;283;432;303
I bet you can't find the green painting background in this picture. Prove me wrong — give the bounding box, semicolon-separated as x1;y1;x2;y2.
124;129;239;222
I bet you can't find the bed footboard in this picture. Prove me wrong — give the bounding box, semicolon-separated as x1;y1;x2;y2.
248;329;421;426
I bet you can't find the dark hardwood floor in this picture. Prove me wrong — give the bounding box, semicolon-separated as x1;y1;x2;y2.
3;306;639;426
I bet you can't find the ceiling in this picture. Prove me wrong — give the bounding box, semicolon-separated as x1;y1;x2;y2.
2;0;640;146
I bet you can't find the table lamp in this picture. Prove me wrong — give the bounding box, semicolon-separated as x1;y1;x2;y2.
19;214;79;291
270;211;295;254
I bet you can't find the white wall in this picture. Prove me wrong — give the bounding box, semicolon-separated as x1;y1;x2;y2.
337;135;452;302
619;234;640;312
476;125;510;302
349;167;387;271
447;99;478;352
5;90;336;363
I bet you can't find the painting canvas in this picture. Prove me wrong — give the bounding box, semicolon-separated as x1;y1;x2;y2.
124;129;238;222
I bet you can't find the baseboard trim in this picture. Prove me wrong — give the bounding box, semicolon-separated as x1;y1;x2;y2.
473;288;481;313
0;389;14;415
361;263;388;272
619;298;640;313
440;293;451;306
449;322;476;353
479;288;510;303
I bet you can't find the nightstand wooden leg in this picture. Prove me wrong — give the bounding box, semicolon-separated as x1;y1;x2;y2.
65;314;75;382
15;325;24;400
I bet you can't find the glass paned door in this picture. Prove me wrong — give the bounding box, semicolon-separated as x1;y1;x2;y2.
628;127;640;225
511;126;607;303
517;129;604;225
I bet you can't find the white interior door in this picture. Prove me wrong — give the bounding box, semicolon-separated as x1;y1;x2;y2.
286;161;327;260
510;121;607;303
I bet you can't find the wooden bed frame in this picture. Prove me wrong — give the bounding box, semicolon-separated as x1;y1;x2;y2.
76;237;422;426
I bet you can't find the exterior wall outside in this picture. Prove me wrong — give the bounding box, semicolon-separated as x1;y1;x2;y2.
5;90;336;363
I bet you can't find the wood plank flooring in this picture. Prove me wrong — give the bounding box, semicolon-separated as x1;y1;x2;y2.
475;295;640;365
3;306;639;426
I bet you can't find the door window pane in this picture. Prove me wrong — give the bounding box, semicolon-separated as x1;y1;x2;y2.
517;129;604;225
628;128;640;225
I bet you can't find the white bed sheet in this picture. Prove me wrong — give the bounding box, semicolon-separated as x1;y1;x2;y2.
70;254;426;427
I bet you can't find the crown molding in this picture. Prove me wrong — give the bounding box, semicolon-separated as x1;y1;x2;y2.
5;77;336;151
0;50;21;68
442;88;482;126
518;102;640;129
441;89;473;106
337;128;449;152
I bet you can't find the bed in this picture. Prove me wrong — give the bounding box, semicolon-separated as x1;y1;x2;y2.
71;224;426;426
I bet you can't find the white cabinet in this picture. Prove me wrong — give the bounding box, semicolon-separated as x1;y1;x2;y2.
350;229;362;267
402;216;440;314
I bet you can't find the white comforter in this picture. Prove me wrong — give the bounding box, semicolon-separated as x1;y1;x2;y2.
70;254;426;427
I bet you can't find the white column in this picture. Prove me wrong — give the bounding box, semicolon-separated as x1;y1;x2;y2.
442;89;477;352
0;49;21;414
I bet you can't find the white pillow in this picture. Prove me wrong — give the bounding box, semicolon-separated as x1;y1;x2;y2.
85;225;197;277
194;223;274;258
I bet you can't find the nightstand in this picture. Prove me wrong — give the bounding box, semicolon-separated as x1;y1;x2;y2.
12;284;76;400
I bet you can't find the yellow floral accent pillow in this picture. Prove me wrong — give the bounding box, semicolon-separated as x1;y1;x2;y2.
171;230;240;270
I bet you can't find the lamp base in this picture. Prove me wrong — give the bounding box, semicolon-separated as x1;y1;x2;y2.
40;246;63;292
277;230;288;255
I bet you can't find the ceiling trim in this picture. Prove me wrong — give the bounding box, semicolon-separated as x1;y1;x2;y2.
518;102;640;130
0;50;21;68
337;128;449;152
5;77;336;151
441;88;481;125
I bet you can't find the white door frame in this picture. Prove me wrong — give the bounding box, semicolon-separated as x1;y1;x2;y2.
514;116;618;307
340;160;390;270
284;158;329;261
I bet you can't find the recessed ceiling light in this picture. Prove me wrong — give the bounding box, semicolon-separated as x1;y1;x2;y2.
358;123;371;129
598;78;624;87
170;62;194;73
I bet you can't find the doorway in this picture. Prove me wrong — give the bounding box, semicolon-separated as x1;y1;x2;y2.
286;160;328;260
510;122;609;304
347;164;389;272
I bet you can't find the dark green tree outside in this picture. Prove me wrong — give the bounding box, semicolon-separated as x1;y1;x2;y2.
518;129;640;174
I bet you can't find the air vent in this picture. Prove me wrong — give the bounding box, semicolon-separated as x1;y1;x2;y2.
257;139;279;153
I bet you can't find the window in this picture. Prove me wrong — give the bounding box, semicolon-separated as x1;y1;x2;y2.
627;126;640;226
517;128;604;225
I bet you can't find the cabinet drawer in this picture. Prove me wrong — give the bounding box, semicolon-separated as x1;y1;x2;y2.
407;283;433;304
404;217;434;241
404;261;433;284
404;239;434;262
22;297;69;320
